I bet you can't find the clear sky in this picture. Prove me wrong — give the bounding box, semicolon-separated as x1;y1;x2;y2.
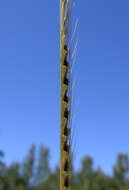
0;0;129;174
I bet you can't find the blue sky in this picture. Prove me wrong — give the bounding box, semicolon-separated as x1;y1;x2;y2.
0;0;129;174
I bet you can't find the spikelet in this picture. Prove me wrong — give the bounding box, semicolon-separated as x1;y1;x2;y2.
60;0;78;190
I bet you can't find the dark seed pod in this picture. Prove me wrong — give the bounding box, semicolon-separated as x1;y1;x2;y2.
64;72;69;85
64;127;71;136
64;176;69;187
63;141;70;152
64;90;69;103
64;160;69;171
64;44;68;52
64;108;69;119
64;58;69;67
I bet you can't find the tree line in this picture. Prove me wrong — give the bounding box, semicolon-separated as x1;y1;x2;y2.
0;145;129;190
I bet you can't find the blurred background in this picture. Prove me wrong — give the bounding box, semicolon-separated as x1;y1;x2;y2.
0;0;129;189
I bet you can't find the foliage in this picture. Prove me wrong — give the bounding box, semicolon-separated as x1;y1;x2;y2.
0;145;129;190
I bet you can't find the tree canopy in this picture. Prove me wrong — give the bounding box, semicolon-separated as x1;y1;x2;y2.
0;145;129;190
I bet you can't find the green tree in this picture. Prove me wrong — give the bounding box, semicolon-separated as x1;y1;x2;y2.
5;162;27;190
22;145;36;187
113;153;129;184
34;145;51;186
0;151;5;177
76;156;94;190
35;167;59;190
